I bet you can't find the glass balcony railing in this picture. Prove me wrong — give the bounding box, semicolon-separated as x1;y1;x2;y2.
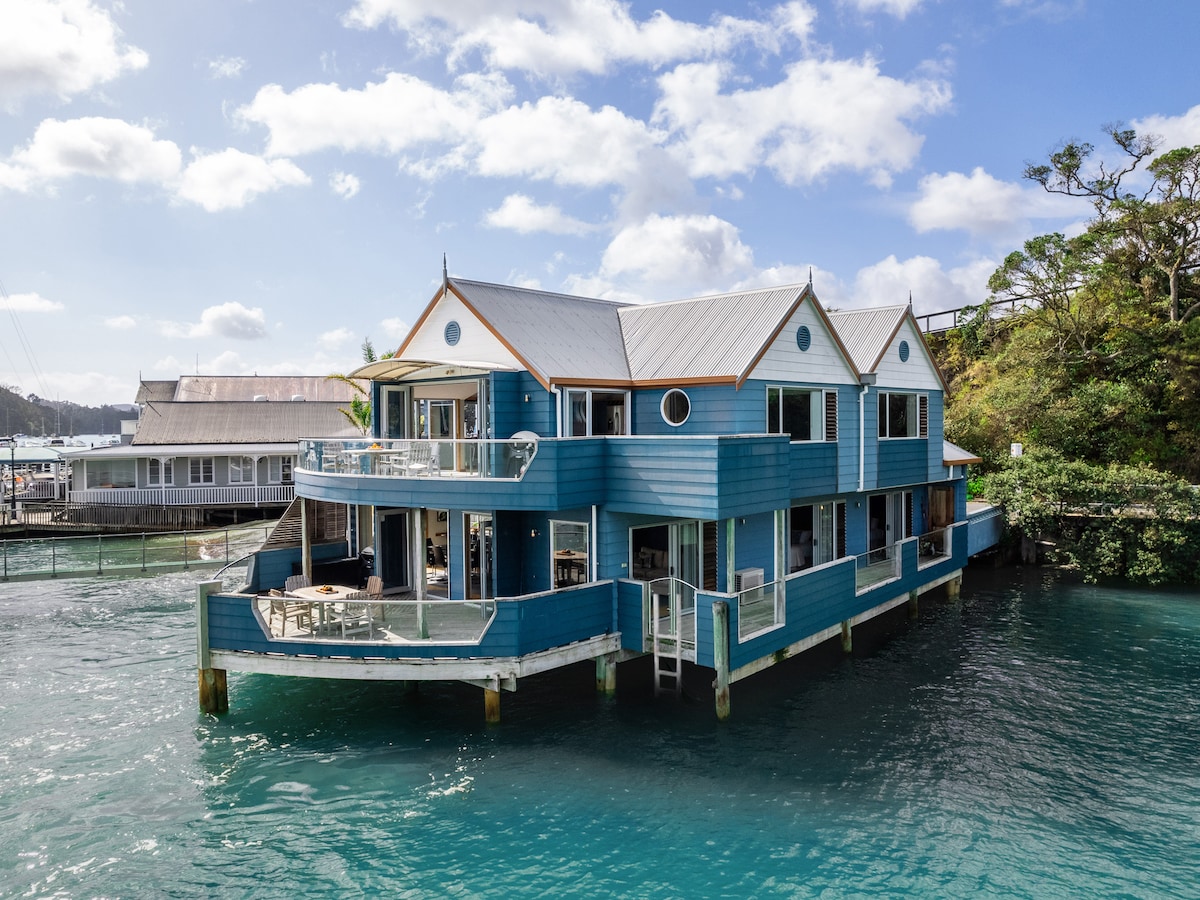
298;437;537;481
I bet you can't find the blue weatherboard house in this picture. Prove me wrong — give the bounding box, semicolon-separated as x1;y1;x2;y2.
197;275;1001;721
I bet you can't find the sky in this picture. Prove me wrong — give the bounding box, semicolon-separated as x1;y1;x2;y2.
3;0;1200;410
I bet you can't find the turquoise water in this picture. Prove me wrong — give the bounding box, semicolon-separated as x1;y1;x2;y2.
1;568;1198;898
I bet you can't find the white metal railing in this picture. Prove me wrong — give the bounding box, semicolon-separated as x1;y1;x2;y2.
854;543;902;592
647;576;696;650
260;596;497;644
68;484;294;506
917;526;952;564
737;579;784;641
299;437;537;481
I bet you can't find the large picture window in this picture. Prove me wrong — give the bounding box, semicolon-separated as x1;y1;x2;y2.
878;392;928;439
85;459;135;489
767;387;837;441
565;390;628;436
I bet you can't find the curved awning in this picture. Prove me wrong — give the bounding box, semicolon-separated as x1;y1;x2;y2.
349;358;518;381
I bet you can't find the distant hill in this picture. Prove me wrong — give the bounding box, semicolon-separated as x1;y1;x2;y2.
0;386;138;437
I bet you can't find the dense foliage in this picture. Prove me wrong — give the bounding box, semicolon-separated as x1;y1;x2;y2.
0;386;135;437
935;128;1200;583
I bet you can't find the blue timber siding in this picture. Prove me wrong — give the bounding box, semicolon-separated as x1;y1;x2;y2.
732;511;775;579
616;579;645;651
967;506;1003;556
691;529;968;671
877;438;929;488
789;442;837;499
926;392;945;482
836;384;862;494
205;581;616;661
492;371;556;438
634;384;762;436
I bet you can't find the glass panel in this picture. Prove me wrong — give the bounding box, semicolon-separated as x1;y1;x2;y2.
466;513;493;600
382;387;406;439
86;459;136;489
592;392;626;435
815;502;834;566
781;388;812;440
568;390;588;436
676;521;699;587
767;387;780;434
551;521;588;588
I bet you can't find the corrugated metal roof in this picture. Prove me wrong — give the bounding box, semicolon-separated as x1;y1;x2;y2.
135;380;177;403
451;279;632;383
943;440;983;465
131;401;359;444
620;285;807;382
63;441;300;459
826;306;908;373
171;375;361;402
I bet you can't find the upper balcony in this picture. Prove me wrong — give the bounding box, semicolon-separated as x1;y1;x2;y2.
295;434;833;517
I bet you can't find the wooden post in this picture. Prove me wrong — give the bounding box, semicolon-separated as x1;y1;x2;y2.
908;589;919;619
484;687;501;724
596;653;617;695
197;579;228;714
713;600;730;721
841;619;853;654
946;575;961;600
300;497;313;582
725;518;736;593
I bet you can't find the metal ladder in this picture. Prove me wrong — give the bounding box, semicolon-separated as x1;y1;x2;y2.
651;581;682;696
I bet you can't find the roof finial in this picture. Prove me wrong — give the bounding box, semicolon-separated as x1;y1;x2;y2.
907;290;913;311
808;266;813;287
442;253;448;289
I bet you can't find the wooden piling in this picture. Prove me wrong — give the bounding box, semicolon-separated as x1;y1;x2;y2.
946;575;961;600
196;579;228;714
596;653;617;696
713;600;730;721
484;687;501;724
908;589;919;620
841;619;853;654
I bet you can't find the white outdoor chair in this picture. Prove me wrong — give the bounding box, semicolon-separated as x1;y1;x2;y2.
406;442;440;477
338;592;374;638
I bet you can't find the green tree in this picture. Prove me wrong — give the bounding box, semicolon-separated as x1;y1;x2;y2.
327;338;392;435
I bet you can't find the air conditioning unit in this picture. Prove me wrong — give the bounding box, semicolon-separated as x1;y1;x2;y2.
734;566;763;602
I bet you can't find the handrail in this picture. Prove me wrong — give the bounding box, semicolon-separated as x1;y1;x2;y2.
298;437;538;481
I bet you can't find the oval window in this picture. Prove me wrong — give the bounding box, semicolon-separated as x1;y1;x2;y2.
661;389;690;426
898;339;910;362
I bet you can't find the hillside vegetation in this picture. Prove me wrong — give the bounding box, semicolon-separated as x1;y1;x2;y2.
933;127;1200;583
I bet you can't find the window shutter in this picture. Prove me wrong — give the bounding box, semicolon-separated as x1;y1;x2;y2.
824;390;838;442
918;395;929;438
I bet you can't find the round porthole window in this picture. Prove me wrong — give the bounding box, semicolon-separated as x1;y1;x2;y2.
661;389;690;427
796;325;812;352
444;320;461;346
899;339;910;362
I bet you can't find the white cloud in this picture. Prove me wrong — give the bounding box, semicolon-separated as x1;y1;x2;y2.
0;117;182;192
0;0;148;109
343;0;816;77
330;170;360;198
209;56;246;79
104;314;137;329
909;167;1078;238
319;327;355;349
484;193;594;235
236;71;512;158
1;291;64;313
160;301;268;340
600;213;755;293
1133;104;1200;154
379;317;410;341
655;58;951;186
176;149;309;211
840;0;926;18
850;254;996;313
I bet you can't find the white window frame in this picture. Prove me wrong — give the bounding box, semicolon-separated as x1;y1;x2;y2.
766;386;837;442
189;457;215;485
228;455;255;485
878;392;929;439
550;519;590;587
148;458;174;487
267;455;293;484
660;389;691;427
563;389;630;437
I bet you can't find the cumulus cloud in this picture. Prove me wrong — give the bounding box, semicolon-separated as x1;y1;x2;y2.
379;317;411;341
330;170;360;198
600;213;755;293
176;149;309;211
1;291;64;312
319;327;355;349
160;301;268;340
850;254;996;313
104;314;137;329
655;58;951;186
208;56;246;79
909;167;1078;239
1133;104;1200;155
0;117;182;192
841;0;926;18
484;193;594;235
342;0;816;77
0;0;148;109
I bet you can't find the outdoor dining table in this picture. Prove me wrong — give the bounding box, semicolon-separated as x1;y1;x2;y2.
288;583;360;633
553;550;587;585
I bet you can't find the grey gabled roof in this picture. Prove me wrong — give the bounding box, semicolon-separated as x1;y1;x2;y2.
826;305;909;373
135;380;178;403
449;279;633;384
620;285;809;383
131;401;359;445
171;375;360;402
